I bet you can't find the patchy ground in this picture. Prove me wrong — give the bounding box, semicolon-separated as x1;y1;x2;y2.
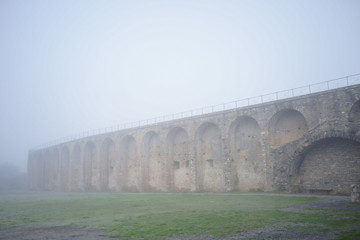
0;194;359;240
168;229;337;240
170;195;360;240
0;225;116;240
282;195;360;212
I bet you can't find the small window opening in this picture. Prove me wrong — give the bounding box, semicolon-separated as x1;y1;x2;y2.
206;159;214;167
173;161;180;169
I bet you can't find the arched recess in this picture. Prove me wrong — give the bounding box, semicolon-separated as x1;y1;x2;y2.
34;151;45;190
27;154;35;190
84;141;97;191
269;109;308;148
60;146;70;191
36;152;44;190
50;148;60;191
349;99;360;123
43;150;51;190
35;151;45;190
142;131;162;191
120;135;139;191
100;138;116;191
28;154;36;190
196;122;224;192
71;144;82;191
291;137;360;194
229;116;264;191
167;127;190;191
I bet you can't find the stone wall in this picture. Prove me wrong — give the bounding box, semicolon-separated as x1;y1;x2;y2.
28;85;360;194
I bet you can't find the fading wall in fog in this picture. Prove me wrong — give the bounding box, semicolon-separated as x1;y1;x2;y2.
28;85;360;194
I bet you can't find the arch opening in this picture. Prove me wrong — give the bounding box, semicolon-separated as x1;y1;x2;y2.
230;116;264;191
269;109;308;148
84;141;97;191
71;144;82;191
43;151;51;190
38;152;47;190
291;137;360;194
167;127;190;191
121;135;139;191
349;100;360;123
50;149;60;191
196;122;224;192
60;146;70;191
100;138;116;191
142;131;162;191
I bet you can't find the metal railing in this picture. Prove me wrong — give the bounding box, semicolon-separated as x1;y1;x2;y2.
33;73;360;150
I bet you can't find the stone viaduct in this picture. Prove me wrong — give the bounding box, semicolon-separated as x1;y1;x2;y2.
28;84;360;194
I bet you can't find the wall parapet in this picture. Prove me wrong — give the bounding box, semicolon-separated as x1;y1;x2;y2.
33;74;360;150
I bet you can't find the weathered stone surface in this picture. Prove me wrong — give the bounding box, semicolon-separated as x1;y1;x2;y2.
351;184;360;202
28;85;360;194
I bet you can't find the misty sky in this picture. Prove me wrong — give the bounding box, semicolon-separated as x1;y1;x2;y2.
1;0;360;172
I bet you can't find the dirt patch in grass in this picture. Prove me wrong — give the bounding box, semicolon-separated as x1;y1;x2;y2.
168;228;337;240
0;225;116;240
169;195;360;240
282;196;360;212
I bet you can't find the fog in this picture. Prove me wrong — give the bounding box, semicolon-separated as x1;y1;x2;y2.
0;162;26;190
0;0;360;172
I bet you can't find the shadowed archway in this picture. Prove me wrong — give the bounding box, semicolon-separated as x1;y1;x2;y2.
196;122;224;192
84;141;97;191
100;138;116;191
121;135;139;191
290;137;360;194
229;116;265;191
167;127;190;191
142;131;162;191
269;109;308;148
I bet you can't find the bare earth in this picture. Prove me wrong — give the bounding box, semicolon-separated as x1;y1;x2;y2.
0;225;116;240
0;194;359;240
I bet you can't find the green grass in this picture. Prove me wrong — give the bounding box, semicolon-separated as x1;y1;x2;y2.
0;192;359;239
336;230;360;240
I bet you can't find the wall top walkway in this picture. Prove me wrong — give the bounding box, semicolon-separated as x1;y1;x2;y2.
33;73;360;150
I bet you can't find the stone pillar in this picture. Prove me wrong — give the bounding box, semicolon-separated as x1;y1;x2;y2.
351;184;360;203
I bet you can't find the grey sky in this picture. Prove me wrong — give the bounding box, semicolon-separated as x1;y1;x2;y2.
1;0;359;171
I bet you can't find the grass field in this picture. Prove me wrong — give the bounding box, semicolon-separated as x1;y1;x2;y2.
0;192;359;239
